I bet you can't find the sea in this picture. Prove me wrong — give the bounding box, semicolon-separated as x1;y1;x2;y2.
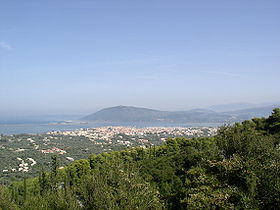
0;119;224;135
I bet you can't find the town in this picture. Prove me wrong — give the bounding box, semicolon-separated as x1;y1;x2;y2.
0;126;218;184
48;126;218;145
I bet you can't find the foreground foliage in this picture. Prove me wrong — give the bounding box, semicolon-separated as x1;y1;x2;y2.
1;108;280;209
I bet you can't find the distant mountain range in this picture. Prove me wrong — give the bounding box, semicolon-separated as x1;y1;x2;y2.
208;102;280;112
82;104;279;123
208;103;256;112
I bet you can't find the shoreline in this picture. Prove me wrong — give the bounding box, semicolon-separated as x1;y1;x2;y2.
0;122;224;136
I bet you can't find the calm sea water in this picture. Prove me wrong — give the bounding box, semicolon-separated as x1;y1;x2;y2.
0;121;224;135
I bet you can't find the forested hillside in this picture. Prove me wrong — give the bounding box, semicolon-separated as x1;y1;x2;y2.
1;108;280;210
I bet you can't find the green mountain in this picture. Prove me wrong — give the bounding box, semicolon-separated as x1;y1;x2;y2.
82;105;168;122
82;105;278;123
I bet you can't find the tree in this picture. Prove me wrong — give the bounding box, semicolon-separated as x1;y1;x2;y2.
266;108;280;134
80;160;163;210
0;185;18;210
38;168;49;195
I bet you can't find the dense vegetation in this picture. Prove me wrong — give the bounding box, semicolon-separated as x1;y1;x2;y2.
1;108;280;209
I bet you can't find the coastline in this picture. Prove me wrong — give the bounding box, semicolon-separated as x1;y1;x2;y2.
0;121;224;136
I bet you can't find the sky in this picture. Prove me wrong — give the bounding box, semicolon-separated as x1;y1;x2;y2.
0;0;279;116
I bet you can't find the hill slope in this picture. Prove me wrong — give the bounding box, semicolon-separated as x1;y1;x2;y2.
82;106;168;122
82;105;279;123
82;106;225;123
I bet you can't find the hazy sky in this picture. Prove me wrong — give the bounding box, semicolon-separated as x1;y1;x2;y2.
0;0;279;115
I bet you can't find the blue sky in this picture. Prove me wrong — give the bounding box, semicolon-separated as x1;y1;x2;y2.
0;0;279;115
